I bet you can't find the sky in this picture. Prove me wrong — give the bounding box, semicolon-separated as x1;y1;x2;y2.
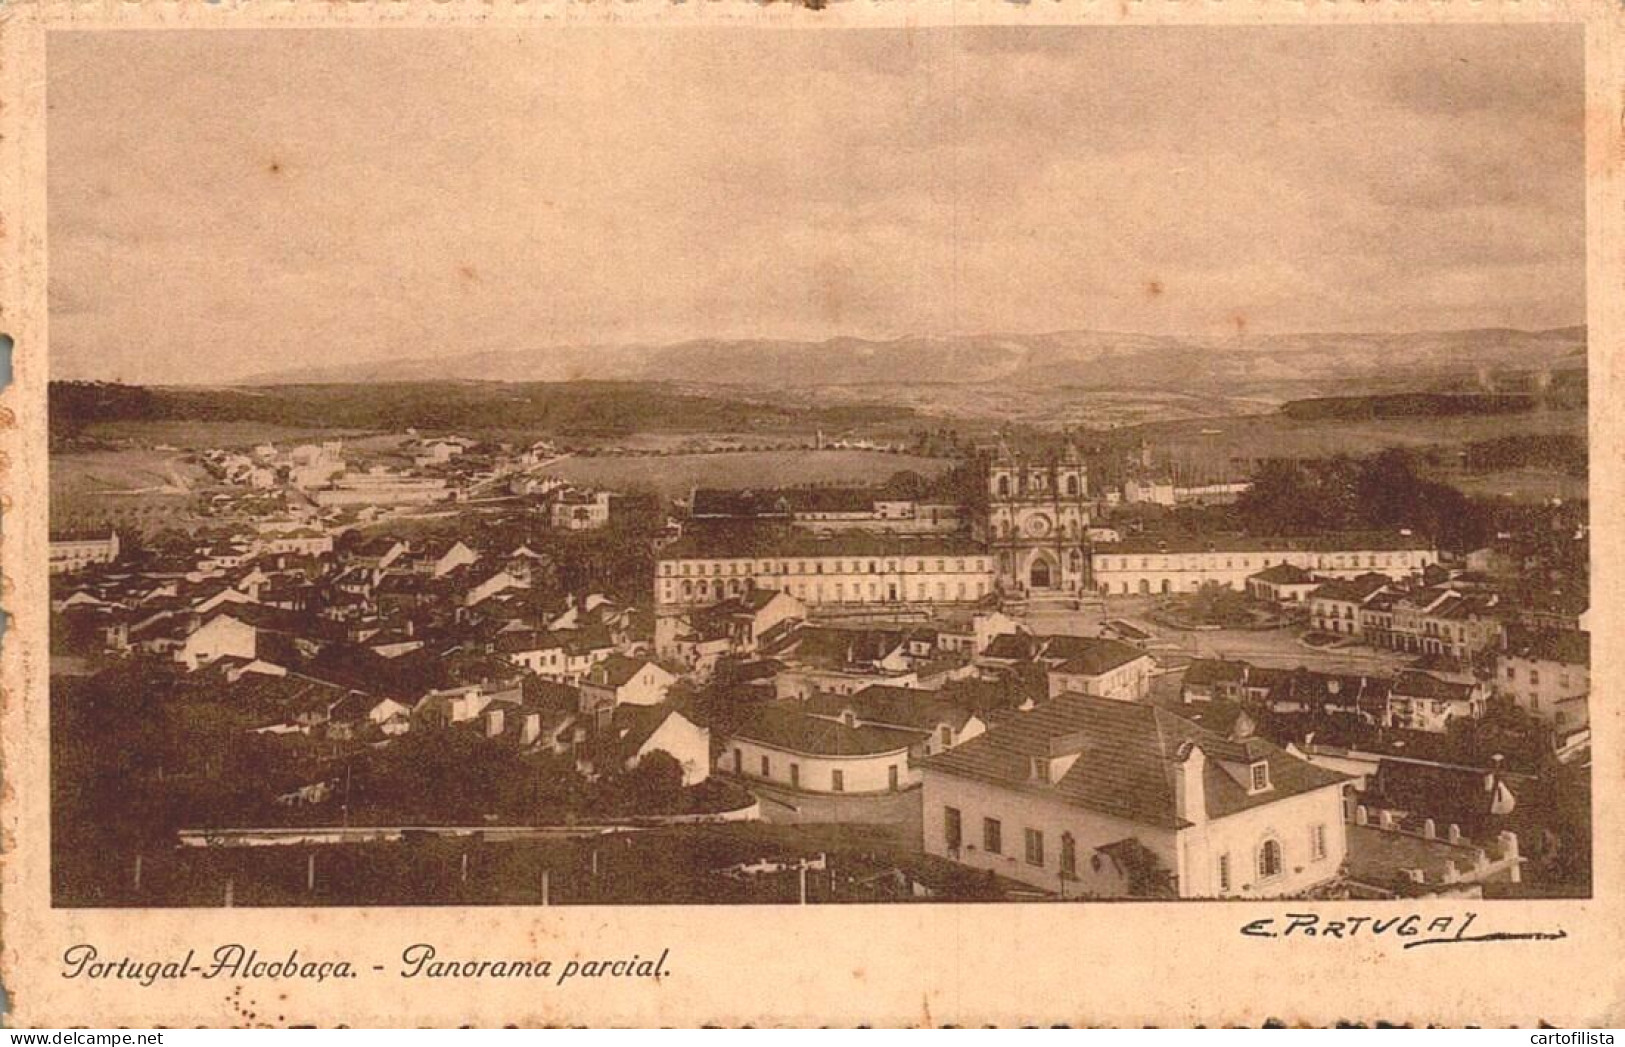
47;25;1585;385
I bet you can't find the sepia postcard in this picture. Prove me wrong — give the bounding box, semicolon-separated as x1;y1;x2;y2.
1;0;1622;1028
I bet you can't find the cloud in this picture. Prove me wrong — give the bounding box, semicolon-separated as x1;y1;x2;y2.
47;25;1584;383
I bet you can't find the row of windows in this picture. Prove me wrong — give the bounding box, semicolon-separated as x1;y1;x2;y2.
660;557;990;578
746;750;901;792
1312;608;1472;643
945;807;1330;894
1096;552;1421;572
664;579;988;604
942;808;1082;878
1505;664;1577;689
993;474;1085;498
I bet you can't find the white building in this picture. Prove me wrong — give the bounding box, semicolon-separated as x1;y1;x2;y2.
174;611;261;671
721;702;920;794
1092;534;1437;597
1045;639;1156;702
655;529;994;612
552;489;612;531
580;654;678;712
1497;629;1589;729
49;530;120;574
920;694;1349;898
1385;670;1487;733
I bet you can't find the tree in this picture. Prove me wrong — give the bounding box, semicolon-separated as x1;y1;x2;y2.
620;751;686;813
1187;581;1250;625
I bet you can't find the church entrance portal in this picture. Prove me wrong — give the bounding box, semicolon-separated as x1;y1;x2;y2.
1030;559;1053;590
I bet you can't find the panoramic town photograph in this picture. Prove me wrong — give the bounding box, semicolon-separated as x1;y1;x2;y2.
47;25;1589;907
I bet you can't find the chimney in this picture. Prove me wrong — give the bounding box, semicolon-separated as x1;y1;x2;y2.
1172;742;1207;827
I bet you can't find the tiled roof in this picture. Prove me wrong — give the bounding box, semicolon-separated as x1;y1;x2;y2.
660;524;983;561
494;630;560;654
807;684;977;732
588;653;652;689
981;633;1040;661
767;625;907;669
1183;659;1249;688
1391;671;1477;702
1048;637;1148;677
922;694;1348;829
1106;532;1434;555
732;702;921;757
1502;627;1589;667
1249;563;1314;585
1310;574;1392;603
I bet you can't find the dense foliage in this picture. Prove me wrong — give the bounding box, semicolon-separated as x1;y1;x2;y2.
1234;449;1492;552
49;379;912;447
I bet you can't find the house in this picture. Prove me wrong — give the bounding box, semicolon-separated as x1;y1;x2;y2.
1044;638;1155;702
512;678;588;756
413;682;524;729
935;610;1026;657
806;685;986;758
1497;628;1589;729
328;694;414;740
579;654;678;714
256;529;334;558
1362;759;1519;835
551;489;612;531
497;630;569;676
1386;671;1486;733
349;536;410;571
218;672;356;735
1181;659;1250;704
174;610;263;671
651;615;736;680
463;569;528;608
1374;588;1504;661
707;589;808;653
920;694;1350;898
1308;574;1392;637
1245;563;1318;604
721;702;921;794
414;539;480;578
578;703;711;786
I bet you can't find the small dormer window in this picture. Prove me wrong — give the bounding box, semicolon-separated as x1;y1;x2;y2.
1031;757;1051;783
1250;761;1271;793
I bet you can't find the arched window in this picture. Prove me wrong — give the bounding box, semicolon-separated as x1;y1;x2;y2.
997;475;1011;497
1257;838;1283;881
1064;475;1078;496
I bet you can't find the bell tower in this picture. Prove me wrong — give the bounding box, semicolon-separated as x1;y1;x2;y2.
983;439;1092;595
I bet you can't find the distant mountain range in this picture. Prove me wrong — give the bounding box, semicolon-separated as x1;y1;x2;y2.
243;326;1587;392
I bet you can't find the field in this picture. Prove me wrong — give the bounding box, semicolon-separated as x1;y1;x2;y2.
78;419;380;449
542;449;956;499
50;448;208;499
1114;408;1588;494
1438;468;1589;504
1125;407;1585;460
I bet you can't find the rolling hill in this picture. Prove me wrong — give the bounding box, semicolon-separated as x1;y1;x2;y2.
242;326;1587;394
